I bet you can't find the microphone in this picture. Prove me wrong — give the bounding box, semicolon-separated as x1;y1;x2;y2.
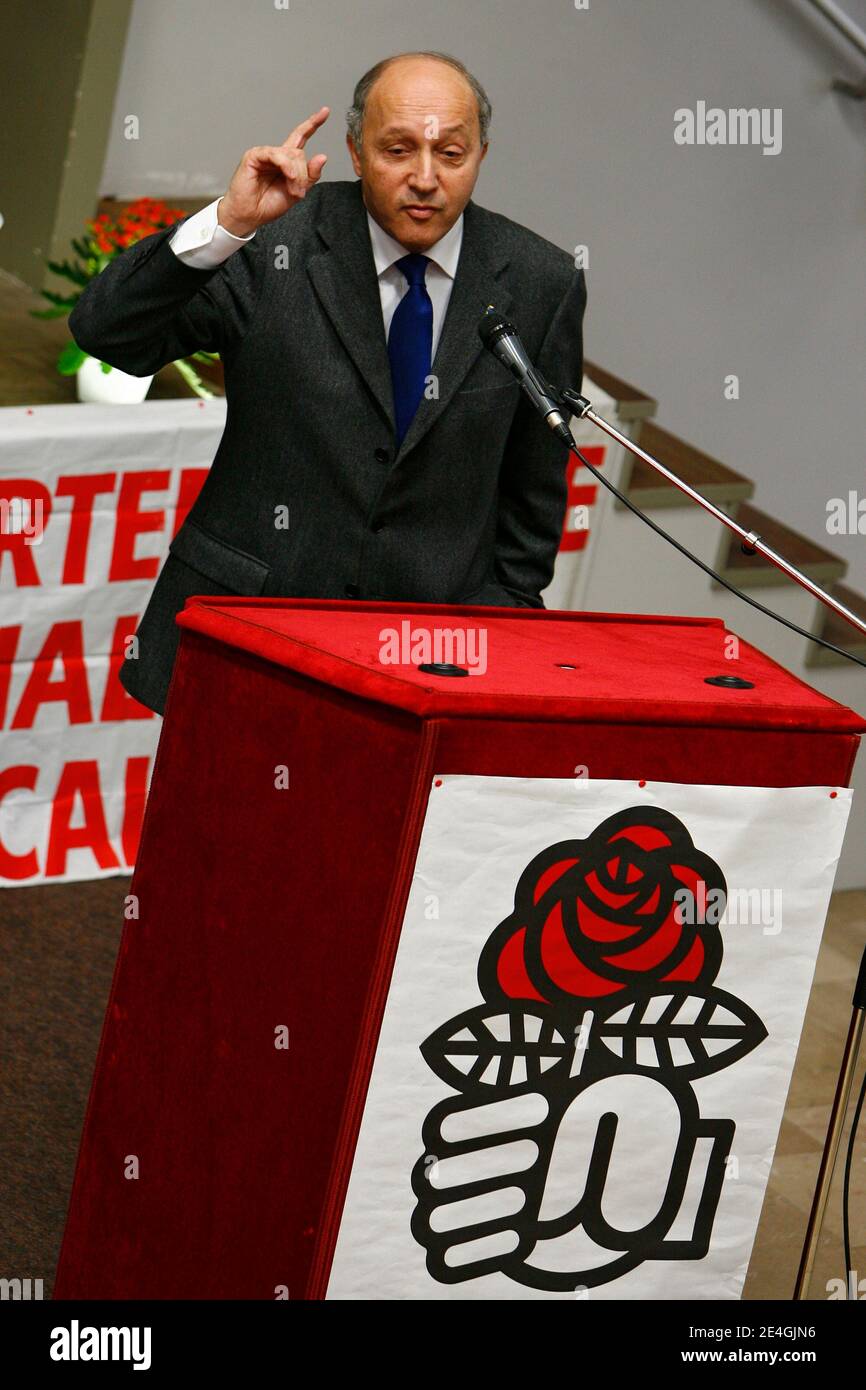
478;306;575;447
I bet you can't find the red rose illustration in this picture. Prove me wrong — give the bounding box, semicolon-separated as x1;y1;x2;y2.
477;806;725;1006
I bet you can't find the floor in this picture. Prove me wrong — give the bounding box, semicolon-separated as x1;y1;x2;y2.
0;874;863;1300
744;887;866;1299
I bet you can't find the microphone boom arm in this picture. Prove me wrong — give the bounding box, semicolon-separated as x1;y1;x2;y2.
558;387;866;641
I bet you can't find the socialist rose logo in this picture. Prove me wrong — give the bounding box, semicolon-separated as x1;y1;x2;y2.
410;806;766;1292
478;805;725;1006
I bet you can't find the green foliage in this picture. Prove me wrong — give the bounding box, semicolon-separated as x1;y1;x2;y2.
33;207;221;398
44;258;91;288
172;357;215;399
57;341;88;375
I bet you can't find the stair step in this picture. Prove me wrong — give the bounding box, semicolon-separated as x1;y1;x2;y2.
582;360;657;425
807;583;866;667
620;421;754;510
719;502;847;589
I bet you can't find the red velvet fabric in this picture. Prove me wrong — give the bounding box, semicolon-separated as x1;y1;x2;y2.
434;720;861;792
176;597;865;732
53;601;864;1300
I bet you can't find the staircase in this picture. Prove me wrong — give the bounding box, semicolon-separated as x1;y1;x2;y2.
546;365;866;890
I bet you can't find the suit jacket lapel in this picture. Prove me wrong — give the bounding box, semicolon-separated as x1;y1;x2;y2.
307;183;396;431
307;184;514;457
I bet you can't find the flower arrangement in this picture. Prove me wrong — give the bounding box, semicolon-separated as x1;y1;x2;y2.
31;197;219;398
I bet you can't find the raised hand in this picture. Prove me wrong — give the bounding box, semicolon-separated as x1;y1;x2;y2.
217;106;330;237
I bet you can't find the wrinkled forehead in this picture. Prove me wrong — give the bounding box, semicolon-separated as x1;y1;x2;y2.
365;60;481;135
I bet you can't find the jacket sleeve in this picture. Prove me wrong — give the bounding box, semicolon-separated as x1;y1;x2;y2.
490;266;587;606
68;216;264;376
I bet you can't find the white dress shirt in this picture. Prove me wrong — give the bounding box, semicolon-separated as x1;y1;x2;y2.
169;195;463;360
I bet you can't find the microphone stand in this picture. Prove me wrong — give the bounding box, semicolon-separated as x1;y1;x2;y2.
793;946;866;1300
557;388;866;640
555;382;866;1300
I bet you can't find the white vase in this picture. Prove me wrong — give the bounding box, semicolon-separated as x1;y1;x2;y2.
76;356;154;404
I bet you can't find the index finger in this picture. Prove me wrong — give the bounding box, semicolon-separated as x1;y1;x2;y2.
284;106;330;150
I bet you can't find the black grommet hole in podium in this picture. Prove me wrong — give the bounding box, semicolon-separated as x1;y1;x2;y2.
704;674;756;689
418;663;470;677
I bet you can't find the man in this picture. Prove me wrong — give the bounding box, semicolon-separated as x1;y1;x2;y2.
69;51;587;716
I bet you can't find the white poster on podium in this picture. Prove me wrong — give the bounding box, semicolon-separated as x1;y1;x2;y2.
326;776;851;1300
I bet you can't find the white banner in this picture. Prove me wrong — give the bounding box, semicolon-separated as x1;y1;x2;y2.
541;373;621;612
0;400;224;886
327;776;852;1300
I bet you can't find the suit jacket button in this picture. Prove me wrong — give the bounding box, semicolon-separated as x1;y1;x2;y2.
344;583;360;598
374;447;390;463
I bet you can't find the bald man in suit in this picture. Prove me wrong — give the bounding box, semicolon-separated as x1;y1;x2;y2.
70;50;587;714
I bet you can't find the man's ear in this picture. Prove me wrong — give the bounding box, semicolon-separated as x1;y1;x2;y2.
479;142;489;163
346;133;362;177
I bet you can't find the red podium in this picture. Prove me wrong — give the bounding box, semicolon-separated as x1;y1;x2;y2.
54;599;864;1301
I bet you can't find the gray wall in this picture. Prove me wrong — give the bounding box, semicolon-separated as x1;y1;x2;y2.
101;0;866;592
0;0;133;289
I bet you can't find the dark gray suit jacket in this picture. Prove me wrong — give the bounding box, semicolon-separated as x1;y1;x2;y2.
69;180;586;714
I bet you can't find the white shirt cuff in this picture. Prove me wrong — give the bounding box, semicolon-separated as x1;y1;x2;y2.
169;197;256;269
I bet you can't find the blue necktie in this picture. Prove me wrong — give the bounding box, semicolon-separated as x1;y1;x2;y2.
387;253;433;447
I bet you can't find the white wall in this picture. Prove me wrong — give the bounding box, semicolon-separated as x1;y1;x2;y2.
102;0;866;593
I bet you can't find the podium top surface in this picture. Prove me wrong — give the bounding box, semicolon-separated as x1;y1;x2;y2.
176;598;866;733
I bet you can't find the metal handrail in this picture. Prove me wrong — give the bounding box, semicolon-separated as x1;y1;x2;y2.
803;0;866;60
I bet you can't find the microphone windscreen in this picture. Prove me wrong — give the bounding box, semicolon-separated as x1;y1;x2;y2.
477;305;513;347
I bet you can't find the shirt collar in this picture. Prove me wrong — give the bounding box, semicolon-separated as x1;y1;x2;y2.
366;207;464;280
